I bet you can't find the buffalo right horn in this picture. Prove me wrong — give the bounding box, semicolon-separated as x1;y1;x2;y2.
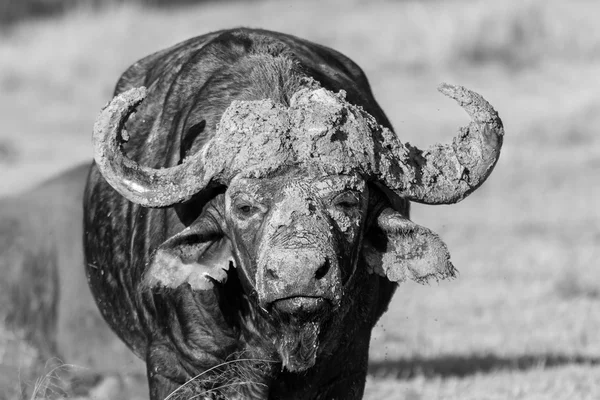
92;87;210;208
388;84;504;205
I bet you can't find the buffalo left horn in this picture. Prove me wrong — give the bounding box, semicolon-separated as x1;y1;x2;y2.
93;87;209;207
388;84;504;205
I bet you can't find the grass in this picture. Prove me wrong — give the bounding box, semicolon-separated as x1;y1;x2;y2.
162;358;274;400
22;358;272;399
1;0;599;399
28;361;75;400
555;270;600;301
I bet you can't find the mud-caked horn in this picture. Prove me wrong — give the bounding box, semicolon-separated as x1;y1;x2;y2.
387;83;504;205
92;87;210;207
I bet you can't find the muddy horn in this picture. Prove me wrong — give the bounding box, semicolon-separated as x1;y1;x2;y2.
389;84;504;205
92;87;210;207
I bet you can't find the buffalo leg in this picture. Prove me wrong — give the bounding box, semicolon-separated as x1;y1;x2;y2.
146;343;190;400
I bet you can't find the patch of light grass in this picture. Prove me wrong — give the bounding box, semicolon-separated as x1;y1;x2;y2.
443;0;600;68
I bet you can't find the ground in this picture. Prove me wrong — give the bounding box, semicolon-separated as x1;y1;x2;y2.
1;0;599;399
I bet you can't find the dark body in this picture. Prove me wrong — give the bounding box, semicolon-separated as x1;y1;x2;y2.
84;29;399;399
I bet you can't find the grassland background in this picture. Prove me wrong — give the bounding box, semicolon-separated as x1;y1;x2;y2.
1;0;599;399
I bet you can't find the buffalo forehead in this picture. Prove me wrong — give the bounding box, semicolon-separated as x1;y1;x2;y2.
205;99;292;181
203;86;396;183
227;173;366;204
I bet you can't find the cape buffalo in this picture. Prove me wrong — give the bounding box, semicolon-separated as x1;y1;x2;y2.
86;28;504;399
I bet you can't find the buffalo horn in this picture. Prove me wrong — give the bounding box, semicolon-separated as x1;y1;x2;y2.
92;87;209;207
393;84;504;205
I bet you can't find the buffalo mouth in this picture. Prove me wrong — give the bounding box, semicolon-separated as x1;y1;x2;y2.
269;296;332;321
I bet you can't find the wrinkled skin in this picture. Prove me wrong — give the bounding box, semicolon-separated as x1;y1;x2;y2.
226;172;369;371
227;172;367;308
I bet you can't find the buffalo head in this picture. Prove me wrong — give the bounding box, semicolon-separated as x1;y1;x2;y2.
91;79;502;371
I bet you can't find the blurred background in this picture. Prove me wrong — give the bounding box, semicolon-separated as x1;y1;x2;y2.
1;0;599;399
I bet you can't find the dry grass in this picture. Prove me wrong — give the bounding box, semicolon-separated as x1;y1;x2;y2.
1;0;599;399
28;361;76;400
161;358;275;400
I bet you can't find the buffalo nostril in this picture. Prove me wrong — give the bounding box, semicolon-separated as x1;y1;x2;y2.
314;260;330;280
266;268;278;280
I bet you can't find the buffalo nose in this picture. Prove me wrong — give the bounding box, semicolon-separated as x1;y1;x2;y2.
258;251;340;308
264;252;334;285
266;259;330;281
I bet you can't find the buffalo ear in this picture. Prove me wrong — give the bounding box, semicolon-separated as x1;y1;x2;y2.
364;208;456;283
142;217;234;291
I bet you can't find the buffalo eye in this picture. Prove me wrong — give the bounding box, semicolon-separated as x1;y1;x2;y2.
332;191;361;211
234;202;259;218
